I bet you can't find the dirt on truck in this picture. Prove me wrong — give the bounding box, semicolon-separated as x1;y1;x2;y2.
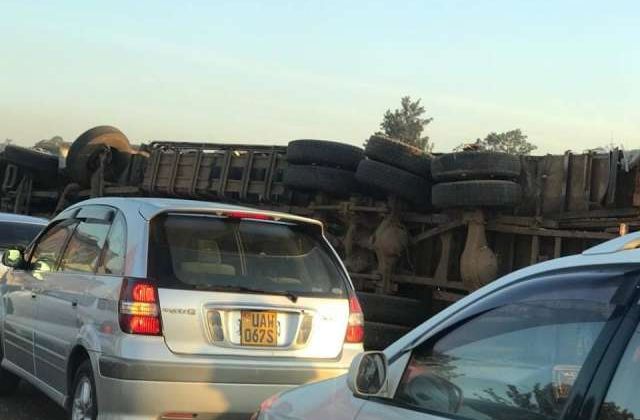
2;126;638;350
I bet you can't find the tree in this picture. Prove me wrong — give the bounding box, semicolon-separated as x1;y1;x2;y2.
456;129;537;155
378;96;434;152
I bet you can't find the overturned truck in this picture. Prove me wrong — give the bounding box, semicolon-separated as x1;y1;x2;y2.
1;126;637;349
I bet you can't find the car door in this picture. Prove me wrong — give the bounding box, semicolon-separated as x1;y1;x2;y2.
34;205;113;393
2;219;76;376
355;267;637;420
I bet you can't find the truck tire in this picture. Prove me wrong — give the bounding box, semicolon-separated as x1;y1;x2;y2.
365;135;432;177
432;180;522;208
364;322;410;351
2;145;59;177
284;164;359;197
431;151;521;181
67;126;132;186
356;159;430;206
286;140;363;170
357;292;429;327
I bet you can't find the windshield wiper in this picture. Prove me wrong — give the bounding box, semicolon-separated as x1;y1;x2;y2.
194;284;299;303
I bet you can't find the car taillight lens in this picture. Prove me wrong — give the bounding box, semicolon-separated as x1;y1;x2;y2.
119;278;162;336
223;211;274;221
345;295;364;343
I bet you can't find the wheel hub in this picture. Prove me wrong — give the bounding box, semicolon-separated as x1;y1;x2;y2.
72;377;93;420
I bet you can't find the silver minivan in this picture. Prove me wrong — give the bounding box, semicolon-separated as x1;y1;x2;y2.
0;197;363;419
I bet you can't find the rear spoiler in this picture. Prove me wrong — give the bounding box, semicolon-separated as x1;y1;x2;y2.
139;206;324;234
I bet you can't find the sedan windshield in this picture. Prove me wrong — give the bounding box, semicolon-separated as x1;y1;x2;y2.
0;221;44;251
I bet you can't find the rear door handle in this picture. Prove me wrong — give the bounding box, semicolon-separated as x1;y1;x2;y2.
31;293;37;299
71;300;78;308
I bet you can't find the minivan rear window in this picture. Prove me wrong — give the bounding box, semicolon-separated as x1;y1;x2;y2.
148;214;347;298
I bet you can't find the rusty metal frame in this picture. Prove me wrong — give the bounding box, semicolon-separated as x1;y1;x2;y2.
190;150;204;197
411;219;465;245
13;175;33;214
147;150;162;194
1;163;19;192
239;151;255;200
217;151;233;198
606;149;619;206
263;151;278;200
167;151;181;196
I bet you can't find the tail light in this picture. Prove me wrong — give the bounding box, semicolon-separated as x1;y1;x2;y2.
345;295;364;343
119;278;162;336
221;211;274;221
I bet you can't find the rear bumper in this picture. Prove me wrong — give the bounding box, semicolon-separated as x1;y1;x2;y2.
96;356;348;419
96;376;294;420
99;355;348;384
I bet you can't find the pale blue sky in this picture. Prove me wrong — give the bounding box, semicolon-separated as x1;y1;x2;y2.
1;0;638;153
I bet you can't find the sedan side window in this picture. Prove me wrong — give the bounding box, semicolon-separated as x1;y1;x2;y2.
30;220;78;273
59;218;111;273
393;274;626;420
597;327;640;420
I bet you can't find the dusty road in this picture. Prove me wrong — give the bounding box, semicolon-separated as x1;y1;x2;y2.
0;381;66;420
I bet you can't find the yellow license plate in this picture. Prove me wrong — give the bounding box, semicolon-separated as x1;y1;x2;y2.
241;311;277;346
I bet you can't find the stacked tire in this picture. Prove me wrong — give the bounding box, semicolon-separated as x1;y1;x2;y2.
431;152;522;208
284;140;363;197
355;135;432;207
358;292;430;350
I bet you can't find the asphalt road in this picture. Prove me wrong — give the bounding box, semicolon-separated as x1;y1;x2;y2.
0;381;66;420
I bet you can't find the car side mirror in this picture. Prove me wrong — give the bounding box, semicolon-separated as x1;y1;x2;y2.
2;247;26;269
347;351;390;398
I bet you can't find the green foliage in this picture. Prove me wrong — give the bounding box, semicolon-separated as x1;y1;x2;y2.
456;129;537;155
378;96;434;152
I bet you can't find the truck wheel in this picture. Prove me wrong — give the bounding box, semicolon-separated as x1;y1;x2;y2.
286;140;364;170
432;180;522;208
356;159;430;206
364;322;410;351
284;164;359;197
431;151;521;181
0;348;20;396
365;135;432;177
67;126;132;186
357;292;429;327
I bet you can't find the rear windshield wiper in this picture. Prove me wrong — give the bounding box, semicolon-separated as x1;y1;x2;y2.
194;285;299;303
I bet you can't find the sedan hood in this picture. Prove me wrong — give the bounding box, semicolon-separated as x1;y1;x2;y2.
261;375;364;420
